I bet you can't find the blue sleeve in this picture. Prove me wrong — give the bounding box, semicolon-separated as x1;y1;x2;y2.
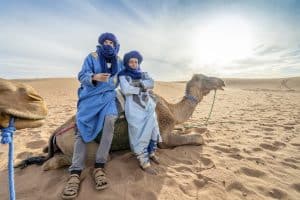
119;76;141;95
77;54;95;87
141;72;154;89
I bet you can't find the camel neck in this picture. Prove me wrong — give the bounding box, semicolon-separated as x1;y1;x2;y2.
171;88;203;124
172;99;197;124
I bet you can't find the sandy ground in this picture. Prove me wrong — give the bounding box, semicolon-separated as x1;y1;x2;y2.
0;77;299;200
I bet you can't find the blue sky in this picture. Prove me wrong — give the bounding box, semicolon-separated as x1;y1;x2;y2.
0;0;299;80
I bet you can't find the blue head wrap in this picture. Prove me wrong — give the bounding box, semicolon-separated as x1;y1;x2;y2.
118;50;143;79
96;32;120;76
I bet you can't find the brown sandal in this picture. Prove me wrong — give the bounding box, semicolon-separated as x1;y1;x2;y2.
93;168;109;190
61;174;81;199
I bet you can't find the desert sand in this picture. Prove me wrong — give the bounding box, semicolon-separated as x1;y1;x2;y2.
0;77;299;200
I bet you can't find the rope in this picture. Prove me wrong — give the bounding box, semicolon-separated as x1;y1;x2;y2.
204;89;217;126
183;89;217;129
54;123;76;136
0;117;16;200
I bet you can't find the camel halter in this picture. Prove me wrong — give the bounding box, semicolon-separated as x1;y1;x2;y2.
204;89;217;126
185;89;217;126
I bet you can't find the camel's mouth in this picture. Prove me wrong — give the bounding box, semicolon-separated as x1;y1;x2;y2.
218;86;224;90
217;83;225;90
208;77;225;91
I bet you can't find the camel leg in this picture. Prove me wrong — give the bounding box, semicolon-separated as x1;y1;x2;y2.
159;131;204;148
42;153;72;171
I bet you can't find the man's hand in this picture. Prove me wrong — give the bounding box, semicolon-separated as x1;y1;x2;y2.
92;73;111;82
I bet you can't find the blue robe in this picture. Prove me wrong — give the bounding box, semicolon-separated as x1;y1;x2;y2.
119;73;161;155
76;52;123;142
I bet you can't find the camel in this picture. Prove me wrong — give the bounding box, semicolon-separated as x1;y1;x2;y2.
0;78;48;200
18;74;225;171
0;78;48;129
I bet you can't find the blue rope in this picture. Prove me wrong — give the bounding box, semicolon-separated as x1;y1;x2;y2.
1;117;16;200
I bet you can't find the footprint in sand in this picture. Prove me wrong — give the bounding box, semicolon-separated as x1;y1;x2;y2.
178;182;197;197
280;161;299;169
248;134;261;138
260;143;278;151
226;181;250;196
246;157;265;165
268;188;287;199
273;141;286;147
291;183;300;193
284;158;299;163
252;147;263;152
193;178;207;188
198;157;215;170
212;146;240;154
228;153;244;160
218;143;231;147
291;143;300;147
283;126;294;130
263;136;273;140
240;167;266;178
262;127;275;132
242;148;252;154
25;140;47;149
174;165;194;173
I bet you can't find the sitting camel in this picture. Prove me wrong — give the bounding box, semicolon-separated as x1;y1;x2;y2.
18;74;224;171
0;78;48;199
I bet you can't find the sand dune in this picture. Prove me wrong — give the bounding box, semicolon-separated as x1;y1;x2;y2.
223;77;300;91
0;77;299;199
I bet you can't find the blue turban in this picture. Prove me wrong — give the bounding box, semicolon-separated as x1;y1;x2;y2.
98;32;119;46
123;50;143;67
118;50;143;79
96;32;120;76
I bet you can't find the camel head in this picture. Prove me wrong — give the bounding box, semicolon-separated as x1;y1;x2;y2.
186;74;225;99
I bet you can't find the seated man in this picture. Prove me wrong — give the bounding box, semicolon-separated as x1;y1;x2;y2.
62;32;123;199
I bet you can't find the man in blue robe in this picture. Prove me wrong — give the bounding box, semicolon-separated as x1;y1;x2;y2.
62;33;123;199
119;50;162;175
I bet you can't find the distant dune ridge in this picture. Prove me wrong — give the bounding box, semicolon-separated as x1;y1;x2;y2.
223;77;300;91
0;77;299;199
